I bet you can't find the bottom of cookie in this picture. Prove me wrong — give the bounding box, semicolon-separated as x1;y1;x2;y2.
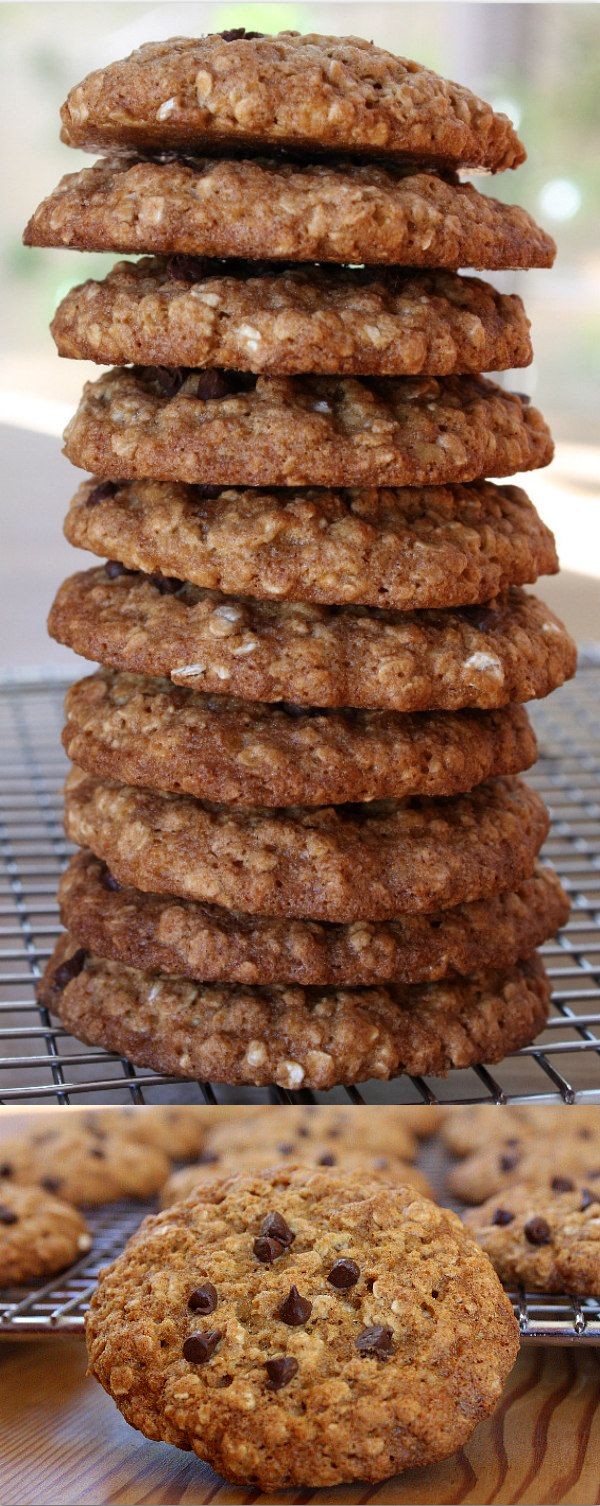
39;933;550;1089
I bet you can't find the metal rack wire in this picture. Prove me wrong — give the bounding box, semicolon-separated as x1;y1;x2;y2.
0;669;599;1107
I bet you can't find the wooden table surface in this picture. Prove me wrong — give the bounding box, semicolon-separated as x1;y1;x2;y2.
1;1338;599;1506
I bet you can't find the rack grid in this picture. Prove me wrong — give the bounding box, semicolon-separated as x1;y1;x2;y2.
0;668;599;1107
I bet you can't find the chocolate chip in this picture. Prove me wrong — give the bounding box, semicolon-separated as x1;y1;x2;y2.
183;1329;223;1364
192;369;234;401
104;560;127;580
198;1151;220;1166
0;1205;18;1225
512;391;532;405
0;1164;13;1178
188;1282;218;1314
524;1216;552;1246
253;1236;285;1264
499;1152;520;1173
90;1147;105;1160
218;27;264;40
191;484;225;501
166;255;211;283
260;1211;295;1247
101;869;121;892
327;1259;360;1290
41;1177;61;1194
151;366;186;398
85;480;118;507
318;1153;336;1166
265;1356;298;1390
355;1325;394;1359
551;1176;575;1193
491;1208;515;1226
580;1188;600;1211
149;573;182;595
277;1143;295;1156
53;948;87;992
278;1285;312;1326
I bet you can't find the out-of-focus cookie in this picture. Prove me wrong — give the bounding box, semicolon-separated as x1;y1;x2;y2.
465;1180;600;1295
448;1114;600;1205
0;1181;91;1285
0;1122;170;1206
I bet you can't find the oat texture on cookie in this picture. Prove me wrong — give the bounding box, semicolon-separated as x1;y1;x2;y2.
27;28;573;1107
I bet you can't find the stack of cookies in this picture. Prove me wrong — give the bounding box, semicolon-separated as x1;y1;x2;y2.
27;31;576;1092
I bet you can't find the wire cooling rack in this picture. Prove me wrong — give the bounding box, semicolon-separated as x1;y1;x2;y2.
0;669;599;1107
1;1194;599;1345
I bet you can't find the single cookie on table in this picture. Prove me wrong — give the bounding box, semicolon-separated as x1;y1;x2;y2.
0;1121;170;1205
63;768;548;923
205;1104;417;1163
62;368;553;490
85;1164;519;1490
24;157;554;269
441;1103;596;1159
59;852;568;989
0;1181;91;1285
59;31;525;171
448;1118;600;1206
48;570;576;713
465;1181;600;1296
40;936;550;1090
52;259;533;376
65;476;558;612
62;671;538;808
160;1155;434;1209
82;1107;207;1161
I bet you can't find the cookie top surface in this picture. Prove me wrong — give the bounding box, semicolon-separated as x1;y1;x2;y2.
86;1165;519;1489
60;32;525;171
83;1106;207;1160
206;1105;417;1163
63;767;548;923
65;475;558;611
465;1181;600;1297
0;1180;91;1286
49;571;576;714
441;1103;594;1159
24;157;554;270
62;670;537;808
59;851;568;988
448;1117;600;1205
52;258;532;376
63;367;553;489
0;1121;170;1205
160;1155;433;1208
42;935;550;1090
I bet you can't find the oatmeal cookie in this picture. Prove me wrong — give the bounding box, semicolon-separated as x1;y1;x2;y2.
24;157;554;269
83;1107;207;1160
63;769;549;923
0;1121;170;1206
60;32;525;171
62;368;553;489
448;1116;600;1205
65;476;558;611
441;1103;596;1159
59;852;567;988
48;571;576;713
52;259;532;376
160;1155;433;1208
62;672;538;808
0;1181;91;1285
204;1105;417;1163
43;934;550;1088
465;1181;600;1296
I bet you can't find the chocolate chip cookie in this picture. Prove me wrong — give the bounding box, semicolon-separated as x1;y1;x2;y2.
0;1120;170;1205
449;1114;600;1204
48;571;576;713
40;935;550;1088
52;259;533;375
0;1181;91;1285
465;1181;600;1296
63;769;549;923
59;32;525;170
64;476;558;611
62;368;553;489
24;157;554;268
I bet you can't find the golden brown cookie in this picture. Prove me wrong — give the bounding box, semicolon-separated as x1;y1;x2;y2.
62;672;538;808
60;32;525;170
40;935;550;1089
59;853;567;988
24;157;554;269
48;570;576;713
160;1155;433;1208
465;1181;600;1296
0;1181;91;1285
64;476;558;611
448;1114;600;1205
0;1121;170;1205
52;259;533;375
62;368;553;489
63;768;549;923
